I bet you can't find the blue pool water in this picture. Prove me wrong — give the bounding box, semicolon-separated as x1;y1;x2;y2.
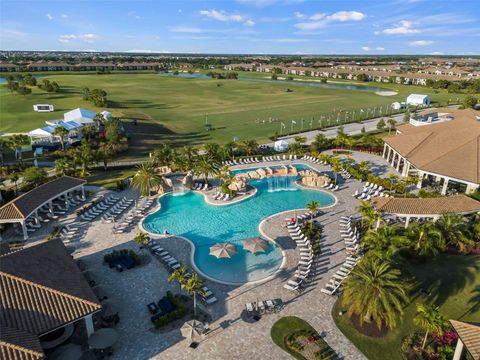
143;166;336;284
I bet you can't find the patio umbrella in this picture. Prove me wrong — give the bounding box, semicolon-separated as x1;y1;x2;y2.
88;328;118;350
180;320;205;339
209;242;237;259
243;238;270;254
50;344;82;360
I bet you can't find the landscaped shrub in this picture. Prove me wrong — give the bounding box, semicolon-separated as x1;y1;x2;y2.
152;292;186;328
103;249;141;266
301;222;322;255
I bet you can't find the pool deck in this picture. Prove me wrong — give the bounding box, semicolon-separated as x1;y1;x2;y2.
13;153;395;360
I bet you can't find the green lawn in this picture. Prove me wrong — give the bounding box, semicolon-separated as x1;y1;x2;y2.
332;254;480;360
86;168;136;190
1;72;473;147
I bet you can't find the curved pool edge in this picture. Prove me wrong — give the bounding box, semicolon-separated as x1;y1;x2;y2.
196;186;258;207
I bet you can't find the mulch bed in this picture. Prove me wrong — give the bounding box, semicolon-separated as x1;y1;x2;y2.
350;313;388;338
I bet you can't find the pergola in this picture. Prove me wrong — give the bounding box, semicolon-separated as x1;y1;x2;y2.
450;320;480;360
0;176;86;240
371;195;480;227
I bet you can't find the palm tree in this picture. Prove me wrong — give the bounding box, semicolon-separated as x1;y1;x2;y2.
7;135;30;163
342;257;409;330
133;232;150;248
81;125;95;141
54;158;72;176
0;138;11;166
414;304;448;350
306;200;320;220
405;222;445;258
330;158;342;184
362;225;407;259
181;272;205;317
7;171;19;195
73;140;95;177
168;265;188;293
387;118;396;135
356;200;382;229
194;157;218;184
204;143;220;162
357;161;370;180
152;144;175;167
241;139;258;156
131;163;163;196
435;213;472;253
388;173;398;192
53;126;69;151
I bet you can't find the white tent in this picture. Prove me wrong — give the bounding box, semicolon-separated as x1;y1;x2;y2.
274;140;289;152
101;111;112;120
391;102;402;110
406;94;431;106
64;108;96;124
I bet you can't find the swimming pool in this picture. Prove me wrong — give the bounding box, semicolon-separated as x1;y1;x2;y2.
142;166;336;284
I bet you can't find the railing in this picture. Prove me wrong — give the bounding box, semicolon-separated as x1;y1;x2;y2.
90;159;151;169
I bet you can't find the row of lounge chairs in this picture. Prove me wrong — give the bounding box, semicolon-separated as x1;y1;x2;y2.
339;216;360;255
81;196;133;222
212;192;231;201
340;169;352;180
322;183;340;191
192;182;209;191
59;224;82;244
222;158;260;166
263;154;297;162
284;210;317;224
149;241;217;305
283;223;316;293
320;256;360;295
352;183;389;200
245;299;283;314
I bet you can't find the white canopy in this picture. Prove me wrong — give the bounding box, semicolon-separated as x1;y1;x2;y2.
274;140;289;152
64;107;96;124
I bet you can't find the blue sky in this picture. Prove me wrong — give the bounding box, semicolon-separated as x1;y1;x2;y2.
1;0;479;54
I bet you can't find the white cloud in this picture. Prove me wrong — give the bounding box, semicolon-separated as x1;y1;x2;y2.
381;20;419;35
362;46;371;51
409;40;434;46
169;26;204;33
294;11;305;19
430;51;444;55
362;46;384;51
46;13;53;20
327;11;366;22
272;38;307;43
244;19;255;26
126;49;171;53
61;14;68;19
58;33;98;44
200;9;245;22
295;10;366;31
376;46;385;51
128;11;141;19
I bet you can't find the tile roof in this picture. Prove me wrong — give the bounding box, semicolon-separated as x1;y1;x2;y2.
0;239;101;336
0;325;44;360
450;320;480;359
371;195;480;215
0;176;86;221
385;108;480;184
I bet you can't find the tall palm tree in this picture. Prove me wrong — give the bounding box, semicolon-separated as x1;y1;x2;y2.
356;200;382;229
0;138;10;166
152;144;175;167
53;126;69;151
388;173;398;192
133;232;150;248
330;158;342;184
7;134;30;163
180;145;197;169
362;226;407;259
342;257;409;330
181;272;205;317
204;143;220;162
168;265;188;293
414;304;448;350
356;161;370;179
306;200;320;220
194;157;218;184
435;213;472;253
54;158;72;176
387;118;396;135
131;163;163;196
241;139;258;156
73;140;95;177
406;222;445;258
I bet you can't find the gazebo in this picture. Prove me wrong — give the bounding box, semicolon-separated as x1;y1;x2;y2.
0;176;86;239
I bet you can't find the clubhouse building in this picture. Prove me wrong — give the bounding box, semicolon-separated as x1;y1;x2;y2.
382;108;480;195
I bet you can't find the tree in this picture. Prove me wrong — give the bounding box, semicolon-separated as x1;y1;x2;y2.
133;232;150;248
240;139;258;156
310;133;330;152
97;142;114;170
73;140;95;177
194;157;218;184
362;225;407;260
53;126;69;151
387;118;396;135
462;95;478;109
342;257;409;329
181;272;205;317
414;304;448;350
180;145;198;169
376;118;386;131
271;73;278;80
388;173;398;192
403;110;410;123
405;222;445;258
0;138;10;166
17;86;32;96
22;166;47;189
306;200;320;220
168;265;188;293
7;171;20;195
330;158;343;184
356;161;370;180
131;163;163;196
204;143;221;162
152;144;175;167
435;213;472;252
54;158;72;176
7;135;30;163
81;125;95;140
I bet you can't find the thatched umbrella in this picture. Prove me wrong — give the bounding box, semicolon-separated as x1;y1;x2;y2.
50;344;82;360
181;320;205;339
243;238;270;254
209;242;237;259
88;328;118;350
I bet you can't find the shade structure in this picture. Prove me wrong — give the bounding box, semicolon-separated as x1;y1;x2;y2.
88;328;118;349
243;238;270;254
181;320;205;339
209;242;237;259
50;344;82;360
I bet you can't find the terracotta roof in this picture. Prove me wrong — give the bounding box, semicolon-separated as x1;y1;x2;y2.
0;176;86;221
0;325;44;360
450;320;480;359
0;239;101;336
371;195;480;215
385;108;480;184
